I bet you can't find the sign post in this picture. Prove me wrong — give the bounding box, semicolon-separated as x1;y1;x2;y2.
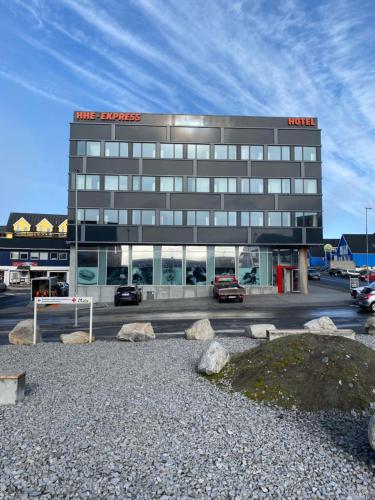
33;297;93;345
350;277;359;290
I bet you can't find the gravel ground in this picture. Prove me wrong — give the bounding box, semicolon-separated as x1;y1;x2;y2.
0;335;374;499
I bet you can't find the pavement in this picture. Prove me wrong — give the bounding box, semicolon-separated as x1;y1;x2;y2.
0;277;372;344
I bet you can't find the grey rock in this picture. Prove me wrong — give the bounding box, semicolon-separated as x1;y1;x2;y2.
369;414;375;450
364;317;375;336
304;316;337;332
185;319;215;340
60;331;94;344
9;319;42;345
197;341;230;375
117;322;155;341
244;324;276;339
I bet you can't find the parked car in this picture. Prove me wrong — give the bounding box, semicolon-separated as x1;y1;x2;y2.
0;282;6;292
114;285;142;306
212;275;245;303
308;268;320;280
360;272;375;282
328;268;343;277
357;287;375;312
342;269;361;278
351;281;375;299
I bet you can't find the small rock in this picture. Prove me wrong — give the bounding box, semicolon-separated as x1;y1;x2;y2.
304;316;337;332
197;341;230;375
185;319;215;340
244;324;276;339
60;331;94;344
364;317;375;336
9;319;42;345
321;356;329;364
117;322;155;341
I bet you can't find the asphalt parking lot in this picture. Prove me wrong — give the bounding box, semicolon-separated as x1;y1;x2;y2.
0;277;371;344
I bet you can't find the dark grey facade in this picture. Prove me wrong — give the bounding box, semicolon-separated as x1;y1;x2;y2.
68;112;322;300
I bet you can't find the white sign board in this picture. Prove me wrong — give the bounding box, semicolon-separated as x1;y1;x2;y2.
350;278;360;290
33;297;93;344
36;296;91;305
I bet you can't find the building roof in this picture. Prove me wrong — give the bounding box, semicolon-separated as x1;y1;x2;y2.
6;213;67;232
0;225;7;233
341;234;375;254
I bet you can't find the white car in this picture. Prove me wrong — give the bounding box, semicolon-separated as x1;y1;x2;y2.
351;281;375;299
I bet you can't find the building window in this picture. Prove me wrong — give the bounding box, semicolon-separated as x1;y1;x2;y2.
294;146;317;161
77;209;100;224
268;146;290;161
30;252;39;260
268;179;290;194
78;250;98;285
215;246;235;275
104;176;128;191
296;212;319;227
186;246;207;285
132;210;155;225
104;209;118;224
187;144;210;160
133;143;156;158
160;210;182;225
104;142;129;157
132;245;153;284
240;178;264;193
39;252;48;260
187;211;210;226
214;178;237;193
239;246;260;285
187;177;210;193
214;211;237;226
240;145;264;160
50;252;58;260
10;251;19;259
106;246;129;285
294;179;318;194
214;145;236;160
59;252;68;260
77;174;100;190
86;141;101;157
77;141;86;156
19;252;28;260
241;212;264;227
160;176;183;192
162;246;183;285
132;176;156;191
268;212;291;227
160;143;183;159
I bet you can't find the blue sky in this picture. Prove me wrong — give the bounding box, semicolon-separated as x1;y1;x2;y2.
0;0;374;237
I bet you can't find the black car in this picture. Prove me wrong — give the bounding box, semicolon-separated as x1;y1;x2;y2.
308;268;320;280
114;285;142;306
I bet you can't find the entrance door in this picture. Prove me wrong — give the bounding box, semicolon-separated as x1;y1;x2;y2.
283;268;292;292
292;269;300;292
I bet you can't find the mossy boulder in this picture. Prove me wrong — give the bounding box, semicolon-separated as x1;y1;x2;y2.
207;334;375;412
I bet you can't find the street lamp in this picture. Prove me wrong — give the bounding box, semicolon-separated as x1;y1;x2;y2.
365;207;372;285
74;169;79;327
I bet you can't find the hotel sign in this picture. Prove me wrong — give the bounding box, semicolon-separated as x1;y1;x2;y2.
288;117;316;126
75;111;141;122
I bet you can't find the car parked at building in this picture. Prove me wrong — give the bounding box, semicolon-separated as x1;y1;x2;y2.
114;285;143;306
308;268;320;280
350;281;375;299
342;269;361;278
357;287;375;312
360;271;375;282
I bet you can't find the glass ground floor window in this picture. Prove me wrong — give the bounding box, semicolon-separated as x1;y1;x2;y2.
74;245;288;286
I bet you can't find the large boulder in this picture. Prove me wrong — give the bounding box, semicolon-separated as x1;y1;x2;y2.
244;324;276;339
369;415;375;450
364;317;375;336
60;331;94;344
198;341;230;375
117;322;155;342
304;316;337;332
9;319;42;345
185;319;215;340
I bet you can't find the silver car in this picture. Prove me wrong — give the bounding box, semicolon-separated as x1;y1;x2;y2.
357;287;375;312
351;281;375;299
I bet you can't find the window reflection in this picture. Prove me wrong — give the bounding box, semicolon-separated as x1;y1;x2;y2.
107;246;129;285
215;246;235;276
162;246;182;285
132;245;153;284
186;246;207;285
239;246;259;285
